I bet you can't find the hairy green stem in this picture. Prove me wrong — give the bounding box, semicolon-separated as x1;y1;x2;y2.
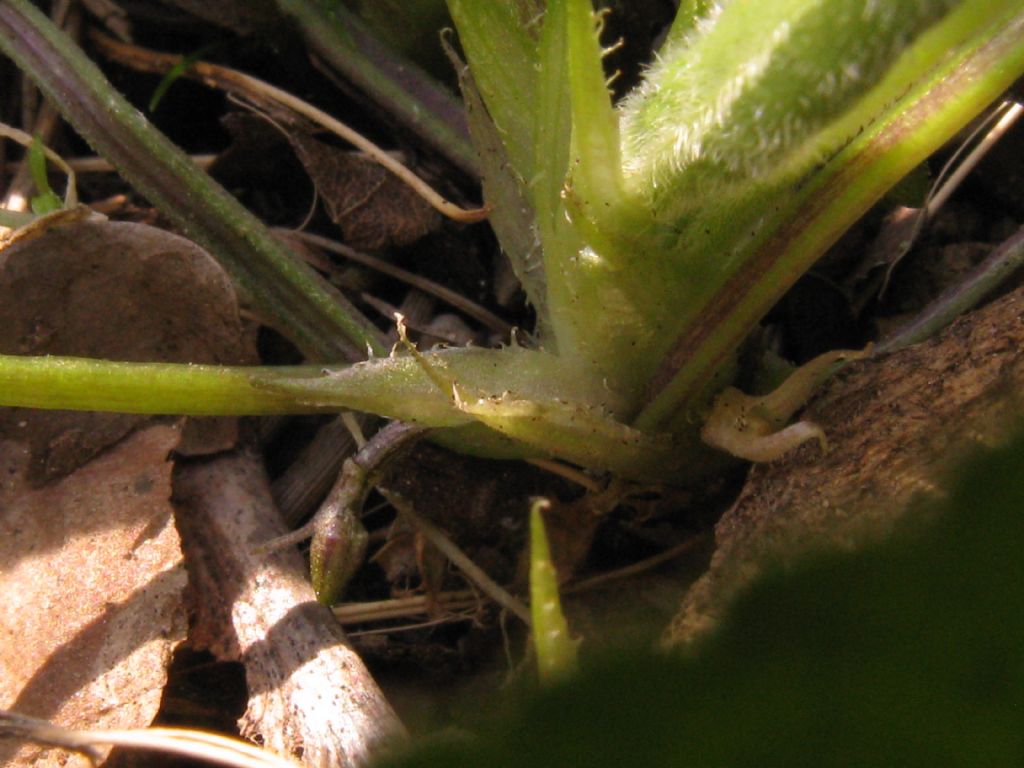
0;0;385;363
636;7;1024;432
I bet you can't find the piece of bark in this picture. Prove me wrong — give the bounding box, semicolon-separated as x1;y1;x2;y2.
665;283;1024;647
172;450;404;767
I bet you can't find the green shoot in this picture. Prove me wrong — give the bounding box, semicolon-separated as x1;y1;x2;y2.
148;43;218;112
27;136;63;214
529;499;578;683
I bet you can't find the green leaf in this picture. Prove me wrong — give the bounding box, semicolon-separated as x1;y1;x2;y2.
0;354;331;416
632;0;1024;430
445;1;542;186
562;0;626;228
448;50;551;338
620;0;961;206
261;346;690;480
662;0;715;46
446;0;570;346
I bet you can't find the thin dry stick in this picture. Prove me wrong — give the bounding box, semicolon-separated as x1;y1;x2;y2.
347;610;479;637
65;153;217;172
79;0;131;40
174;451;403;766
89;31;488;223
926;101;1022;214
526;457;605;492
283;229;513;337
880;100;1023;294
382;489;532;624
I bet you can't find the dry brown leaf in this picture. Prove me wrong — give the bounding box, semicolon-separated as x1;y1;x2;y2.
0;217;253;481
289;133;440;250
0;200;400;765
0;425;187;768
212;112;310;210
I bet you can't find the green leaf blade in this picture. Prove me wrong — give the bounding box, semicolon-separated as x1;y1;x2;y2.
631;0;1024;430
620;0;963;214
446;1;543;185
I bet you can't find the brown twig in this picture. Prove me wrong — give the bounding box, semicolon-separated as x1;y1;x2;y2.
173;449;404;767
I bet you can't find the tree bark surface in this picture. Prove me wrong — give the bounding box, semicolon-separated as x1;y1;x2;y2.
665;285;1024;646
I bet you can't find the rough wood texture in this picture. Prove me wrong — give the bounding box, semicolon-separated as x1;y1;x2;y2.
665;285;1024;646
173;451;405;767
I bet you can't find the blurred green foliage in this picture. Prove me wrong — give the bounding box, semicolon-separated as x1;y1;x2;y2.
381;428;1024;766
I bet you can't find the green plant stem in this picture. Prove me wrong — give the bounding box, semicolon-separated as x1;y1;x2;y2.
636;7;1024;432
0;355;335;416
274;0;478;178
0;0;385;363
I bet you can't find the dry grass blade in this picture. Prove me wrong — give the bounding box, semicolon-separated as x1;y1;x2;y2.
382;489;531;624
878;100;1024;296
332;590;482;625
0;710;300;768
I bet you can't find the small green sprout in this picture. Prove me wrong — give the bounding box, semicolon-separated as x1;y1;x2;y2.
148;43;219;112
27;135;63;214
529;498;578;683
0;125;78;228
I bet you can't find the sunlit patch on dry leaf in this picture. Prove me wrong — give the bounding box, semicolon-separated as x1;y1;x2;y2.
0;425;186;768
